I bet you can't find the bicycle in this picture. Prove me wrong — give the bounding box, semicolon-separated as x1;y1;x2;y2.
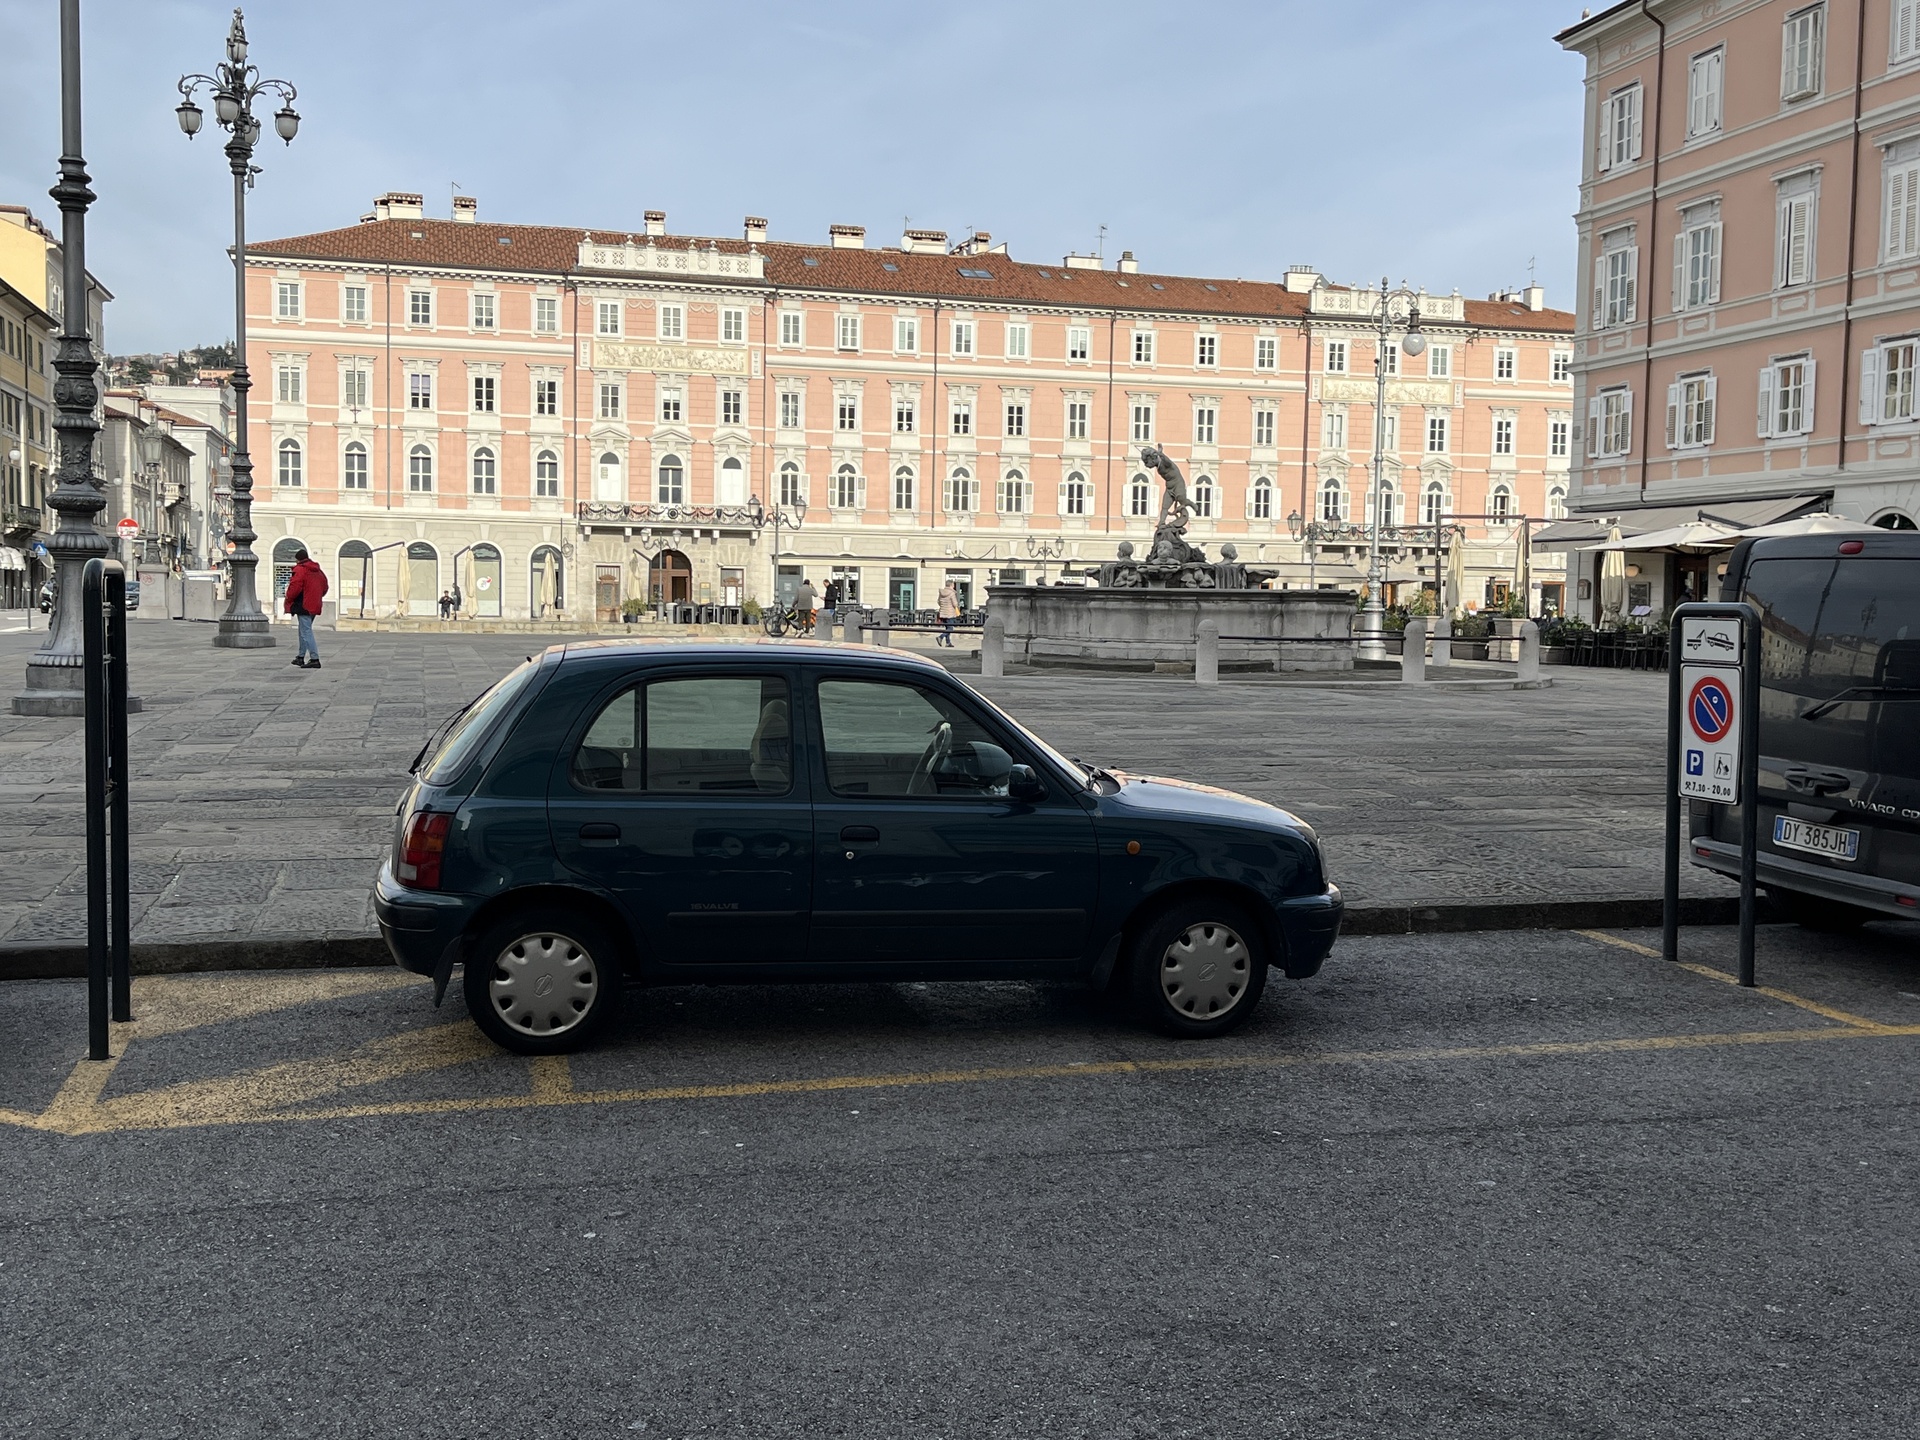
761;603;816;638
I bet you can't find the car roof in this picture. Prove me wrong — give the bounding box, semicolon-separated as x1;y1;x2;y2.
546;637;953;675
1746;532;1920;560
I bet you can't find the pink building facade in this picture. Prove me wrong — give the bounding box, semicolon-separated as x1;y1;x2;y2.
1558;0;1920;615
245;194;1575;622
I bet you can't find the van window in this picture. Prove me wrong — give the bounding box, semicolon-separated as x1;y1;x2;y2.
1741;557;1920;782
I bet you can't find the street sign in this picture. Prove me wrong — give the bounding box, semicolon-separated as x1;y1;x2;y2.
1678;615;1742;665
1680;664;1743;803
116;518;139;536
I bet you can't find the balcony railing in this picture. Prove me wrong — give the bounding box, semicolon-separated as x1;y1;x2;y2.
578;501;763;527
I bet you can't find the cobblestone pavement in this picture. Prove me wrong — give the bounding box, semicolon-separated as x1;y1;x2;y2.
0;621;1726;948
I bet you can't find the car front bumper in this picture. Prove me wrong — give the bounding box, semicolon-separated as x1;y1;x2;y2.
1274;883;1342;978
373;859;478;975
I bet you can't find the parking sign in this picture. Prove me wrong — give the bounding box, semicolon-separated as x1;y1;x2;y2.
1679;664;1742;803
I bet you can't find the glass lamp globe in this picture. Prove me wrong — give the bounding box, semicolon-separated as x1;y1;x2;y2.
1401;330;1427;358
273;106;299;142
175;99;204;136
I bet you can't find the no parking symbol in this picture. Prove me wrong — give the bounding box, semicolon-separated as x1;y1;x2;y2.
1679;663;1743;804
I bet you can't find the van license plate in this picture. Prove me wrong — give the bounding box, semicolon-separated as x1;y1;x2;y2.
1772;816;1860;861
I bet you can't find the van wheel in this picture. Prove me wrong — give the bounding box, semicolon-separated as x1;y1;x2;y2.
1766;886;1875;933
1128;898;1269;1037
464;907;623;1054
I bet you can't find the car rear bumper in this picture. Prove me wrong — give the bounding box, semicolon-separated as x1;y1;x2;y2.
1689;839;1920;919
374;860;478;975
1274;884;1342;978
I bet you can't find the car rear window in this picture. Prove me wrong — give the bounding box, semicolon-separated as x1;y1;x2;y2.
1742;556;1920;782
423;659;541;785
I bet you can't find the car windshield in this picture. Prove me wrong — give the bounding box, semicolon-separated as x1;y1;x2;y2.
1742;556;1920;783
422;658;541;785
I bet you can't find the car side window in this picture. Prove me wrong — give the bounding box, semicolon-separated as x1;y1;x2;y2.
571;675;791;795
817;678;1014;798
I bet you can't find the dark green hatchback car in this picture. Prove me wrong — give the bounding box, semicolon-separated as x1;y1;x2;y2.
375;640;1342;1053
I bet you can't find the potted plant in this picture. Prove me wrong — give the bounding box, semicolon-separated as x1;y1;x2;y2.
1451;611;1491;661
1538;615;1588;665
620;597;645;625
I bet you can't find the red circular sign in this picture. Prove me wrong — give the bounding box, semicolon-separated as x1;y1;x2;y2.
1688;675;1734;742
116;518;139;534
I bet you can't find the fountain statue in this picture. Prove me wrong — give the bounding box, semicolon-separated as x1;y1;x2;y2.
1094;448;1276;589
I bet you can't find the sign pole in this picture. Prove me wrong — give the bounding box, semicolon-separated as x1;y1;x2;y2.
1737;608;1761;987
1662;630;1682;964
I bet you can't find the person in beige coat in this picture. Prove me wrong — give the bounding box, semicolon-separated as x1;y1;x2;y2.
936;579;960;647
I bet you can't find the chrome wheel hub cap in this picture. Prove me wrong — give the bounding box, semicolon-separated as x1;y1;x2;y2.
1160;922;1251;1019
490;932;598;1036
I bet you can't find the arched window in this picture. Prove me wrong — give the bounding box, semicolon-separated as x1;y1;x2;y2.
832;463;860;510
778;460;804;508
656;454;685;505
1873;510;1918;529
998;469;1028;514
1063;470;1089;516
1319;476;1345;522
892;464;916;512
1547;485;1567;520
338;539;372;611
530;545;565;615
534;449;560;498
405;541;437;616
1490;484;1512;522
595;450;623;503
1127;473;1151;517
470;542;502;617
271;537;304;599
1375;482;1397;526
277;438;302;488
1422;480;1446;526
407;444;433;493
945;466;976;514
342;441;368;490
471;446;497;495
1192;475;1215;519
718;455;746;506
1250;476;1274;521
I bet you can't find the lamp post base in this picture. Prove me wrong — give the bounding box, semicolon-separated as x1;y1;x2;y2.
212;614;276;648
1356;604;1388;662
12;662;143;716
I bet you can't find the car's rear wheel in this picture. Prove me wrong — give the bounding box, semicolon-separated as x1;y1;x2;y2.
1128;897;1269;1037
464;907;623;1054
1767;885;1876;932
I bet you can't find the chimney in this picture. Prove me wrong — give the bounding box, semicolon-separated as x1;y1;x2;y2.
1524;283;1546;311
902;227;948;255
744;216;768;245
644;210;667;237
956;229;993;256
368;191;425;222
452;194;478;223
1283;264;1320;294
1063;253;1101;270
1116;250;1138;274
829;223;866;249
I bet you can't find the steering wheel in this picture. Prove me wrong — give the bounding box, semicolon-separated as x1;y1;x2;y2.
908;721;953;796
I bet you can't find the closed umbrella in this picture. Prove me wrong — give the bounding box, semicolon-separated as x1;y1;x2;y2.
394;545;410;617
459;548;477;617
537;554;556;617
1599;524;1627;622
628;549;648;616
1446;533;1467;617
1513;524;1531;614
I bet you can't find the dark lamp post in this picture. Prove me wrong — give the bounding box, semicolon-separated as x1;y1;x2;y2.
177;8;298;649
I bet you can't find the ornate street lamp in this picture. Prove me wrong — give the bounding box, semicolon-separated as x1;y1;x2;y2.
747;491;806;605
1358;277;1425;660
177;9;298;649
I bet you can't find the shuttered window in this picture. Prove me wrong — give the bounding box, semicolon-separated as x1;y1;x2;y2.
1886;158;1920;261
1896;0;1920;65
1776;187;1816;288
1687;49;1723;138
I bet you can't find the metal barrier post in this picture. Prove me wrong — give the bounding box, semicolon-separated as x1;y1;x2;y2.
81;558;109;1059
107;562;130;1020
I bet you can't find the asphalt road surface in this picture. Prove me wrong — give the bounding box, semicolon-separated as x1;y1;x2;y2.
3;920;1917;1438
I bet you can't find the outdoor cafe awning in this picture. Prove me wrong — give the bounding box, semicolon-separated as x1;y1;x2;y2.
0;546;25;573
1531;494;1826;549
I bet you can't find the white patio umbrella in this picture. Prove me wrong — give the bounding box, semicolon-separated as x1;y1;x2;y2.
1582;519;1740;553
459;548;478;617
1730;512;1884;540
1598;524;1627;621
537;554;556;617
393;545;410;617
1446;535;1467;617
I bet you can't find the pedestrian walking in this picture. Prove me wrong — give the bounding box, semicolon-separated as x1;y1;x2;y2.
936;579;960;647
438;590;452;620
793;576;818;635
283;547;328;669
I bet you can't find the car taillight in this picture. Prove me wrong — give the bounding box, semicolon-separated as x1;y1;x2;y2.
397;810;452;890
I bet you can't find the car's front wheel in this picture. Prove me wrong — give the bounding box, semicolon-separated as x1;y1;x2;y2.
464;907;623;1054
1128;898;1269;1037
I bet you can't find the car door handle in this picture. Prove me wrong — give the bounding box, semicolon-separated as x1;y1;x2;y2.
840;825;880;842
579;822;621;845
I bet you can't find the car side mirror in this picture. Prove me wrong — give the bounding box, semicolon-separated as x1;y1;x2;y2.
1008;764;1044;801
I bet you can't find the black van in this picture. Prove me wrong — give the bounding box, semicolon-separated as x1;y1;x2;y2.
1692;531;1920;928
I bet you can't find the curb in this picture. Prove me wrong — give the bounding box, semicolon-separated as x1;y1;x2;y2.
0;897;1745;981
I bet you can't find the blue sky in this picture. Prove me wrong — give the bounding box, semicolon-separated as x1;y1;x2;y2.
0;0;1591;353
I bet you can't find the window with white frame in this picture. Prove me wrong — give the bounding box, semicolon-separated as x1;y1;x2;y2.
998;469;1029;514
1130;401;1154;442
658;304;684;341
1423;480;1446;525
276;438;302;486
471;293;496;330
1196;334;1217;367
1493;416;1516;455
892;465;916;512
1383;411;1400;451
1005;400;1026;438
657;454;685;505
1597;227;1640;327
1322;409;1347;450
722;307;746;343
778;460;804;507
780;310;804;347
1128;474;1152;517
1253;407;1275;447
1600;83;1644;172
1589;387;1634;457
1549;415;1571;458
408;289;433;326
275;364;302;404
894;397;915;433
895;317;918;353
472;447;497;495
535;449;560;497
343;285;368;324
1426;414;1449;453
1191;476;1215;519
1068;325;1091;361
1063;471;1089;516
1380;342;1399;376
408;371;433;410
343;441;369;489
535;378;558;416
535;296;558;334
836;393;859;431
1427;344;1452;378
596;301;622;336
1861;339;1917;423
1885;141;1920;262
1547;485;1568;519
952;319;975;356
1324;339;1348;374
1667;371;1717;448
779;390;802;429
1758;353;1815;437
1776;173;1818;287
832;463;860;510
472;374;496;413
598;380;622;420
659;388;682;423
1250;476;1274;520
1132;330;1155;364
1193;405;1216;445
1495;346;1517;380
721;389;743;426
343;367;370;412
1688;47;1724;138
408;444;434;492
1552;349;1572;382
836;314;860;351
1066;398;1089;440
1006;322;1030;359
1897;0;1920;65
1489;484;1512;522
1782;5;1826;102
275;281;302;319
1319;475;1345;521
945;466;977;513
1255;336;1278;370
951;398;973;435
1675;200;1723;310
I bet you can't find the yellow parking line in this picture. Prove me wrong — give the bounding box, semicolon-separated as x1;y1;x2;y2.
1576;929;1898;1032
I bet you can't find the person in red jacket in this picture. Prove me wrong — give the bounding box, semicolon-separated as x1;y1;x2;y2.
283;548;329;669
